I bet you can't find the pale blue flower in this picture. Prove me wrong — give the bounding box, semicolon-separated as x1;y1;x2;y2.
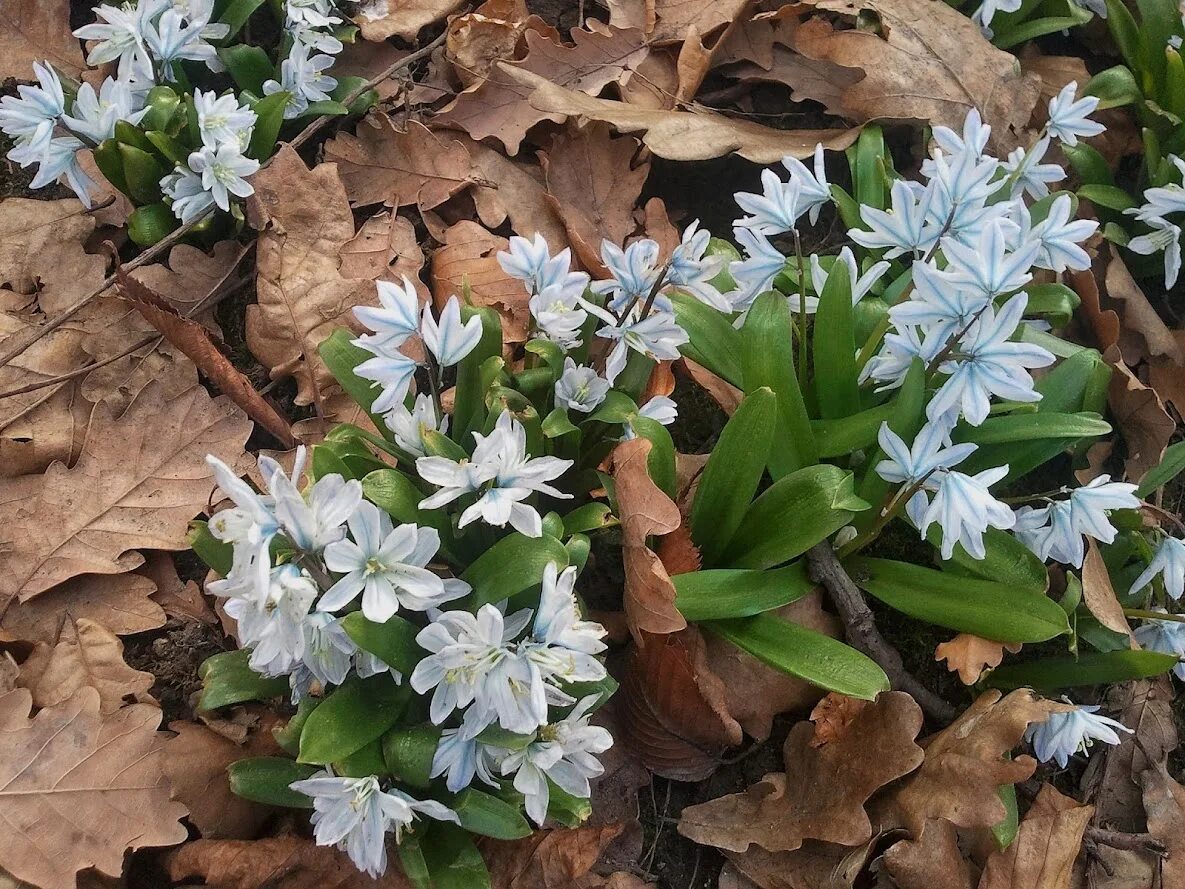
889;261;989;343
264;42;337;119
971;0;1022;36
529;281;588;349
734;168;803;235
161;163;214;222
1069;475;1139;543
1014;501;1082;566
268;447;363;553
0;62;66;153
352;347;418;412
421;296;483;367
921;465;1014;560
223;564;317;676
1025;705;1130;768
285;0;342;28
431;728;502;792
1126;215;1182;289
941;219;1039;301
781;143;831;224
1130;537;1185;600
793;247;890;314
930;107;992;161
20;136;94;206
62;75;148;145
354;276;421;350
187;142;259;211
623;396;678;440
924;149;1006;243
1046;82;1105;146
1027;194;1097;273
498;233;587;296
1138;157;1185;218
665;221;729;310
862;323;943;391
74;1;164;80
875;422;977;526
522;563;608;686
143;7;222;78
728;226;786;310
1133;613;1185;679
849;179;939;258
193;89;256;150
591;239;662;312
385;393;447;458
555;359;610;413
1001;136;1065;200
592;306;687;384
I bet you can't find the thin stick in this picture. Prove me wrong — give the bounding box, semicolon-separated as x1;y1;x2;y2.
807;540;957;723
0;31;448;374
1084;826;1168;857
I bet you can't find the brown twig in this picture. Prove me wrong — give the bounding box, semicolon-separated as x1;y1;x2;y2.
807;541;957;723
1084;826;1168;857
0;31;448;374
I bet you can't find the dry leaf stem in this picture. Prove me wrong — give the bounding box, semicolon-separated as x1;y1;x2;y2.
1084;826;1168;857
807;541;957;723
0;30;447;375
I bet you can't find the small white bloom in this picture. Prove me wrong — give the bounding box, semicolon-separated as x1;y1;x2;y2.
591;239;663;313
862;323;943;391
15;135;94;206
267;446;364;553
971;0;1021;36
193;89;256;150
921;465;1015;560
888;261;989;344
498;233;588;296
1001;136;1065;200
1130;537;1185;600
1139;157;1185;218
520;563;608;685
875;422;977;527
386;393;448;458
1068;475;1139;543
354;348;419;414
161;163;214;222
431;727;503;792
292;611;357;695
143;7;222;78
734;168;803;235
664;220;729;310
74;1;162;80
61;75;148;144
1126;216;1182;290
530;282;589;350
223;564;317;676
285;0;343;28
791;247;890;314
728;226;787;310
781;144;831;224
264;41;338;119
421;296;483;368
1045;82;1105;146
1133;612;1185;680
941;220;1038;301
849;179;939;258
186;142;259;212
1025;705;1131;768
1014;501;1082;566
930;107;992;162
355;276;422;350
0;61;66;153
1027;194;1098;273
589;305;687;385
555;359;609;413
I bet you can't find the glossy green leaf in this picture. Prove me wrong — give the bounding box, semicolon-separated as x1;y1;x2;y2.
340;612;422;675
628;415;677;500
1078;184;1139;212
992;781;1020;850
453;305;503;442
987;649;1179;689
938;527;1049;593
1022;283;1080;326
562;503;614;535
671;291;744;385
317;329;387;429
673;562;812;620
1062;142;1115;186
1137;440;1185;497
247;90;290;160
1084;63;1142;110
381;723;440;790
707;614;890;699
128;203;180;247
813;261;859;419
227;757;317;808
298;676;409;764
198;649;288;711
956;412;1111;446
398;833;431;889
811;401;895;458
275;697;319;756
140;85;180;131
117;143;164;203
452;789;532;840
336;739;387;778
361;469;426;523
423;825;490;889
188;520;233;576
218;0;266;37
461;532;569;607
219;44;275;93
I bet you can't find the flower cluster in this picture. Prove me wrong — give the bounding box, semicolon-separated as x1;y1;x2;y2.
1126;156;1185;288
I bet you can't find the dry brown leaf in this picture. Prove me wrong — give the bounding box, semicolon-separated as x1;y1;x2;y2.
352;0;465;41
1105;252;1185;367
446;1;530;86
246;146;375;410
0;0;86;80
638;197;681;258
680;357;743;415
877;689;1063;837
541;123;649;276
430;220;530;343
650;0;749;43
140;551;218;626
0;382;251;605
882;818;973;889
1105;345;1174;483
656;524;701;575
482;824;624;888
339;212;427;288
619;627;741;780
808;692;868;747
438;27;650;154
1148;332;1185;418
509;64;861;162
1069;267;1119;351
1083;538;1134;639
612;437;686;640
0;572;164;643
0;653;17;694
164;720;280;839
977;784;1093;889
608;0;656;33
0;687;188;889
719;840;876;889
0;199;108;315
1140;762;1185;888
678;692;923;854
17;617;154;715
619;50;680;109
934;633;1022;685
128;241;248;323
324;117;481;211
786;0;1040;152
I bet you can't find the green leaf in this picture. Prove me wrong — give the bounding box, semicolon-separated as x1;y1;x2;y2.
1105;0;1149;77
361;469;426;523
562;503;614;535
275;697;318;756
451;789;532;840
460;532;569;607
198;649;288;711
955;412;1111;446
723;465;867;569
336;739;386;778
707;614;890;699
587;390;639;424
128;203;180;247
1022;283;1080;327
673;562;812;621
1084;64;1143;110
691;387;777;565
992;780;1020;850
852;125;887;210
742;291;817;476
542;407;579;439
813;261;859;419
670;291;744;385
1062;142;1116;186
317;329;387;430
423;825;490;889
227;757;317;808
93;139;129;196
987;650;1179;689
218;0;266;38
545;779;592;826
628;415;677;500
938;527;1049;593
1137;440;1185;497
340;612;423;675
144;130;187;165
297;675;410;764
219;44;275;94
247;90;290;160
188;520;233;576
117;143;164;204
398;833;431;889
1078;184;1139;212
811;401;895;458
311;443;354;481
453;305;503;442
849;557;1070;643
140;85;180;131
381;723;440;790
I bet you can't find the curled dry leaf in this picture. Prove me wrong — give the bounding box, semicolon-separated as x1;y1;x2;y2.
1105;251;1185;367
17;617;154;715
678;691;924;854
977;784;1093;889
140;551;218;626
1105;345;1174;483
1083;538;1134;639
430;220;530;343
0;572;164;643
352;0;465;41
719;840;878;889
0;0;86;80
128;241;249;325
680;357;743;415
446;0;531;86
339;212;427;286
881;818;973;889
808;692;868;747
482;824;624;889
0;687;189;889
0;198;108;315
934;633;1022;685
650;0;750;43
508;65;861;163
0;381;251;605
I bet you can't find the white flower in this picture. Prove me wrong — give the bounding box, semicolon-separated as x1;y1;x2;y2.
791;247;890;314
498;234;588;296
587;303;687;386
386;393;448;458
193;89;256;150
930;107;992;162
354;348;419;414
431;727;503;792
1014;501;1082;566
520;563;608;685
223;564;317;676
264;42;338;119
728;226;787;310
971;0;1021;35
1068;475;1139;542
143;7;222;78
13;135;94;206
862;323;943;391
875;422;977;526
1126;216;1182;290
591;239;662;313
291;23;344;55
555;359;609;413
0;62;65;153
206;453;282;596
1001;136;1065;200
1130;537;1185;600
781;144;831;224
290;771;458;878
266;446;363;553
941;220;1038;301
664;221;729;311
295;611;357;690
734;168;803;235
421;296;483;368
1025;705;1131;768
320;501;467;621
1138;157;1185;218
355;276;422;350
920;465;1015;560
1045;82;1105;146
530;282;589;350
639;395;677;426
1027;194;1097;273
61;75;148;144
888;261;989;344
924;149;1007;244
186;142;259;212
849;179;939;258
161;163;214;222
74;1;162;80
285;0;343;28
1133;612;1185;680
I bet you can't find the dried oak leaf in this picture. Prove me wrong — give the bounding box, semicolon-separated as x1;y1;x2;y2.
246;146;375;410
1083;538;1134;639
611;437;686;640
680;357;743;416
0;0;85;80
508;65;861;163
881;818;973;889
128;241;248;323
1105;344;1174;483
17;617;154;715
352;0;465;41
808;692;868;747
650;0;750;43
140;551;218;626
719;840;877;889
447;0;531;86
1141;762;1185;888
0;687;188;889
0;572;164;643
786;0;1040;152
0;198;108;315
607;0;656;34
934;633;1022;685
678;691;923;853
977;784;1093;889
437;27;650;155
482;824;624;888
0;381;251;605
339;212;426;285
430;221;529;343
1105;251;1185;368
323;117;481;211
540;123;650;276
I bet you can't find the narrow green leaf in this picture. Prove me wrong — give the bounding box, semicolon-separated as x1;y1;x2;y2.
423;825;491;889
1062;142;1116;186
117;143;164;204
227;757;317;808
128;203;180;247
937;527;1049;593
992;781;1020;850
398;833;431;889
673;562;812;621
460;532;569;607
1078;184;1139;212
454;305;503;442
297;675;409;764
218;0;266;38
452;789;532;840
381;723;440;790
986;650;1179;689
340;612;423;675
317;329;387;430
562;503;614;535
1137;440;1185;497
198;649;288;711
188;520;233;576
671;291;744;385
813;262;859;419
247;90;290;160
628;415;677;500
1022;283;1080;327
955;412;1111;446
811;401;895;458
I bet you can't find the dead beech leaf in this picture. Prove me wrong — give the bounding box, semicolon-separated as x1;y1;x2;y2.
719;840;876;889
680;357;743;415
977;784;1093;889
808;692;868;747
352;0;465;41
339;212;427;286
1083;538;1134;639
509;65;861;162
0;572;165;643
881;818;973;889
541;123;649;275
140;551;218;626
620;627;741;780
607;0;656;33
324;118;481;211
0;687;188;889
678;691;923;854
430;221;530;343
446;1;530;86
1141;762;1185;888
934;633;1022;685
17;617;154;715
656;524;702;575
1105;344;1174;483
787;0;1040;152
1105;251;1185;367
246;146;375;410
0;382;251;605
0;0;86;80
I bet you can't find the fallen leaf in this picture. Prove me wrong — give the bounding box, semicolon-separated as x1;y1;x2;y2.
332;39;411;101
0;0;86;80
0;653;16;694
638;197;681;258
430;220;530;343
1069;267;1119;352
352;0;465;41
619;50;680;109
808;692;868;747
246;146;375;411
338;212;427;286
0;198;108;316
1083;538;1134;639
656;524;701;575
881;818;973;889
446;1;531;86
128;241;248;324
679;357;743;415
509;64;861;162
1140;762;1185;888
934;633;1023;685
17;617;154;715
724;45;865;112
0;572;164;642
1105;345;1174;483
541;123;649;275
140;551;218;626
650;0;749;43
164;720;280;839
678;691;923;853
0;687;188;889
482;824;624;888
611;437;686;640
619;627;741;780
719;840;876;889
977;784;1093;889
0;382;251;605
1105;251;1185;367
